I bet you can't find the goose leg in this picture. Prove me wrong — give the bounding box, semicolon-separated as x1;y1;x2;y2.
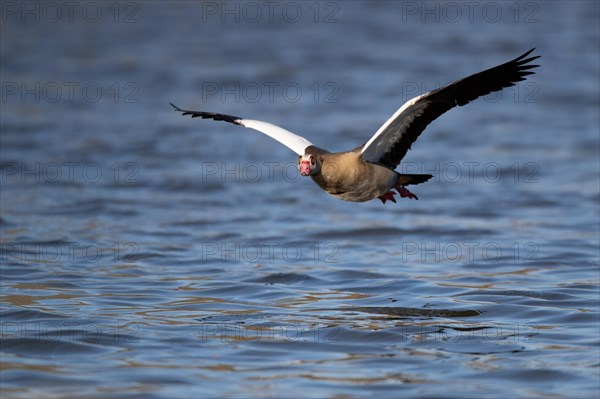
378;191;397;204
395;185;418;200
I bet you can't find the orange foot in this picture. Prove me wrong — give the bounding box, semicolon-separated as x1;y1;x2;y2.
396;185;418;200
378;191;397;204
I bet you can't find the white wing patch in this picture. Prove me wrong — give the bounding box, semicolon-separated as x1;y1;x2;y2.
360;92;430;163
238;119;313;155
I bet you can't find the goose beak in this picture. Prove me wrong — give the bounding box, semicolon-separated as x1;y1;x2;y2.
299;161;311;176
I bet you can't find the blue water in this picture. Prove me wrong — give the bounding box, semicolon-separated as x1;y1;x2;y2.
1;1;599;398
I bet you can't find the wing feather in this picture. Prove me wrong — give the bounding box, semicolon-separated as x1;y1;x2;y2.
360;48;540;168
170;103;313;155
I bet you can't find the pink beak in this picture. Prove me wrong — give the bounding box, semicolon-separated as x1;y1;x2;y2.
299;161;311;176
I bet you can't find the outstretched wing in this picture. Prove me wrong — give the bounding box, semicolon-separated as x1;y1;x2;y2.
170;103;314;155
360;48;540;169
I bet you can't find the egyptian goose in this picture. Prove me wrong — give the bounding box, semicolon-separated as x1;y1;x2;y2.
171;49;539;204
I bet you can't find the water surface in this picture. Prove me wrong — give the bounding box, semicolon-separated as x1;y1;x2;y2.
1;1;599;398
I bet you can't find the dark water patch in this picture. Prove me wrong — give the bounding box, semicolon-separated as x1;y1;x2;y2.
125;229;191;239
518;195;571;208
44;199;108;216
474;368;588;383
4;239;72;248
0;217;16;227
312;227;410;239
342;306;482;318
559;283;599;290
195;231;241;242
105;181;146;189
321;269;388;281
0;122;58;134
435;342;525;355
155;180;226;193
0;370;100;392
0;338;112;356
181;267;226;275
0;308;67;321
166;219;220;227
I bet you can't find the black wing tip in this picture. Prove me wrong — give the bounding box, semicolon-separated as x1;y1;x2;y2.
519;64;540;70
518;48;537;59
170;102;183;111
169;102;242;124
519;56;541;67
170;102;197;117
515;48;541;64
514;49;541;76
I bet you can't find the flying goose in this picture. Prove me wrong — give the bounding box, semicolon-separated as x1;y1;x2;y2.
171;48;539;204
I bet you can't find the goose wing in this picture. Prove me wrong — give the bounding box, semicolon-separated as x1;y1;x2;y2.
170;103;314;155
360;48;540;168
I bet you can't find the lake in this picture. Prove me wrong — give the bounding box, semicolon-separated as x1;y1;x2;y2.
1;1;599;398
